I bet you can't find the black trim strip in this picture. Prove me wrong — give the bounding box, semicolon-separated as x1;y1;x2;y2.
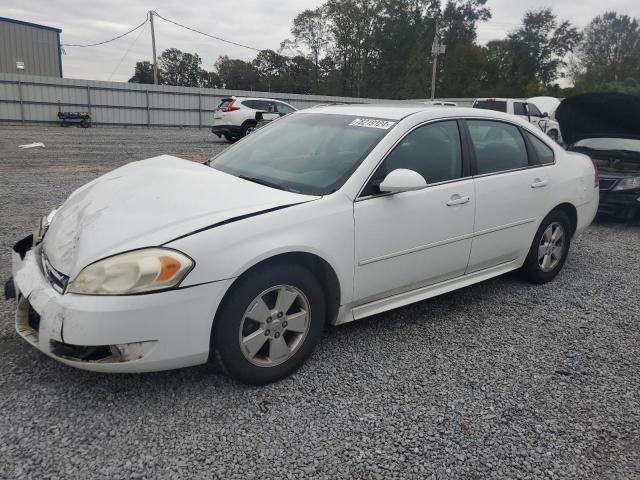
163;202;309;245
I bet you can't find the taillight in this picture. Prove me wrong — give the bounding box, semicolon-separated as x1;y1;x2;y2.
221;100;240;112
591;158;599;187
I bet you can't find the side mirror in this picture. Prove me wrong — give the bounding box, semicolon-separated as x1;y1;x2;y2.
379;169;427;194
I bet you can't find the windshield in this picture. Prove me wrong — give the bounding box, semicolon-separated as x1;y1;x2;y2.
210;113;396;195
473;100;507;113
573;138;640;154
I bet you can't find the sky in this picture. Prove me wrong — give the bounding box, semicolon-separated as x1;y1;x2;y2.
3;0;639;83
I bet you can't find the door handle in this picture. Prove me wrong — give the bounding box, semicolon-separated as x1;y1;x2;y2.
531;178;548;188
446;194;470;206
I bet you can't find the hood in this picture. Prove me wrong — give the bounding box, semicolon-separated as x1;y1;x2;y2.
527;96;561;117
556;92;640;145
43;155;317;276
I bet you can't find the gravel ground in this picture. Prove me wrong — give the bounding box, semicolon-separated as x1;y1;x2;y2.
0;125;639;480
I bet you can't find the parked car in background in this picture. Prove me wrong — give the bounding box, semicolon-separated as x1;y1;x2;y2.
8;105;598;384
427;100;458;107
558;92;640;221
473;98;562;143
212;97;297;142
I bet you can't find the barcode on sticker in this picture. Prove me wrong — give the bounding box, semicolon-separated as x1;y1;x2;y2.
349;118;396;130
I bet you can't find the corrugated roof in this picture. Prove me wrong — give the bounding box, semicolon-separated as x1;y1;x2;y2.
0;16;62;33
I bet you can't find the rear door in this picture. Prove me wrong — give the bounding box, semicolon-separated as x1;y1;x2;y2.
465;119;554;272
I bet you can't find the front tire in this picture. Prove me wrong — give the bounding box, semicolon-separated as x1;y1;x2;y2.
521;210;572;284
547;129;559;142
211;263;325;385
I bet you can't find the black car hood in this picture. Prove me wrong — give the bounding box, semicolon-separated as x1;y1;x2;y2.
556;93;640;145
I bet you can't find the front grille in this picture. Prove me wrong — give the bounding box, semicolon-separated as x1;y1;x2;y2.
41;251;69;294
599;178;618;191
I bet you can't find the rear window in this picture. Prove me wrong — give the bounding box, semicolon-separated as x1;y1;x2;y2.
217;99;233;109
473;100;507;113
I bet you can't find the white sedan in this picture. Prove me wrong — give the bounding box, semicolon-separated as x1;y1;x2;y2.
8;105;599;384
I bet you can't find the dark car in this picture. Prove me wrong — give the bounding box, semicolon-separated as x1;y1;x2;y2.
557;93;640;220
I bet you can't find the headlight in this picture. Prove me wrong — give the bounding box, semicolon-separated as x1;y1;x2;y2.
613;176;640;191
67;248;194;295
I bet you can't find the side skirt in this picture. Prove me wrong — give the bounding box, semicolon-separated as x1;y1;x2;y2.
335;259;520;325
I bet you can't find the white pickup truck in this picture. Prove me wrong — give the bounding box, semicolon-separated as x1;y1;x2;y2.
473;98;562;143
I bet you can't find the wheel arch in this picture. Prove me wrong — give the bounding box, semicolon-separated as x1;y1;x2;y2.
240;118;257;134
550;202;578;236
216;251;342;327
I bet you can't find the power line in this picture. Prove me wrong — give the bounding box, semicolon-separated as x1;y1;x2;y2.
62;16;148;47
108;20;148;81
153;11;262;52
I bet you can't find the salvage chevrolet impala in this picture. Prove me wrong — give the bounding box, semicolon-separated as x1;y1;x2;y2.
7;105;599;384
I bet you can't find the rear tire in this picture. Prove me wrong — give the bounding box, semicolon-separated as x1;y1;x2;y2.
241;121;257;138
521;210;572;284
211;263;325;385
547;130;559;142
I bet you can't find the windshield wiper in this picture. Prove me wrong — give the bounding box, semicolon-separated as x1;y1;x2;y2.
239;175;289;192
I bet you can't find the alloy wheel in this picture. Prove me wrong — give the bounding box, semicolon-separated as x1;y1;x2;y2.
238;285;311;367
538;222;565;272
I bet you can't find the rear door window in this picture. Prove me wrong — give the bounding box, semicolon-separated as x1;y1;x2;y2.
467;120;529;175
473;100;507;113
254;100;276;112
513;102;527;116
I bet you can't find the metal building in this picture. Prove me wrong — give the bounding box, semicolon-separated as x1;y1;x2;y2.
0;17;62;77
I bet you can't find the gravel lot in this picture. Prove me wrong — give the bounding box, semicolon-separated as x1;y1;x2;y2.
0;125;639;480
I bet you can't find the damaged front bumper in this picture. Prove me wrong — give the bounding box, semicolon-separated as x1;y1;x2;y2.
8;235;232;373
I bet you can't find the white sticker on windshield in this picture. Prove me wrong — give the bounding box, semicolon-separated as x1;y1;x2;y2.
349;118;396;130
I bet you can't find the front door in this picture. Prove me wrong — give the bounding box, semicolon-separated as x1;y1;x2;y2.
353;120;475;303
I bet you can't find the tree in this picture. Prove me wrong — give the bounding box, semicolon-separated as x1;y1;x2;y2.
481;9;580;96
439;0;492;97
214;55;262;90
159;48;203;87
573;12;640;90
199;70;221;89
128;61;156;84
508;9;581;86
325;0;384;97
287;8;331;92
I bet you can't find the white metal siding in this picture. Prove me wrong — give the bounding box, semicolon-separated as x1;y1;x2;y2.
0;72;474;126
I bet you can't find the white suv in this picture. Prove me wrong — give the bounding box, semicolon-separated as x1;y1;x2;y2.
212;97;297;142
473;98;562;143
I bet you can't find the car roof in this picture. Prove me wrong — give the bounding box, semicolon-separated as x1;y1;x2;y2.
474;97;526;102
299;104;521;122
230;97;293;103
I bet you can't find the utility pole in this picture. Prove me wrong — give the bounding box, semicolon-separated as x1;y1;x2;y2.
429;20;446;101
149;10;159;85
429;20;439;101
